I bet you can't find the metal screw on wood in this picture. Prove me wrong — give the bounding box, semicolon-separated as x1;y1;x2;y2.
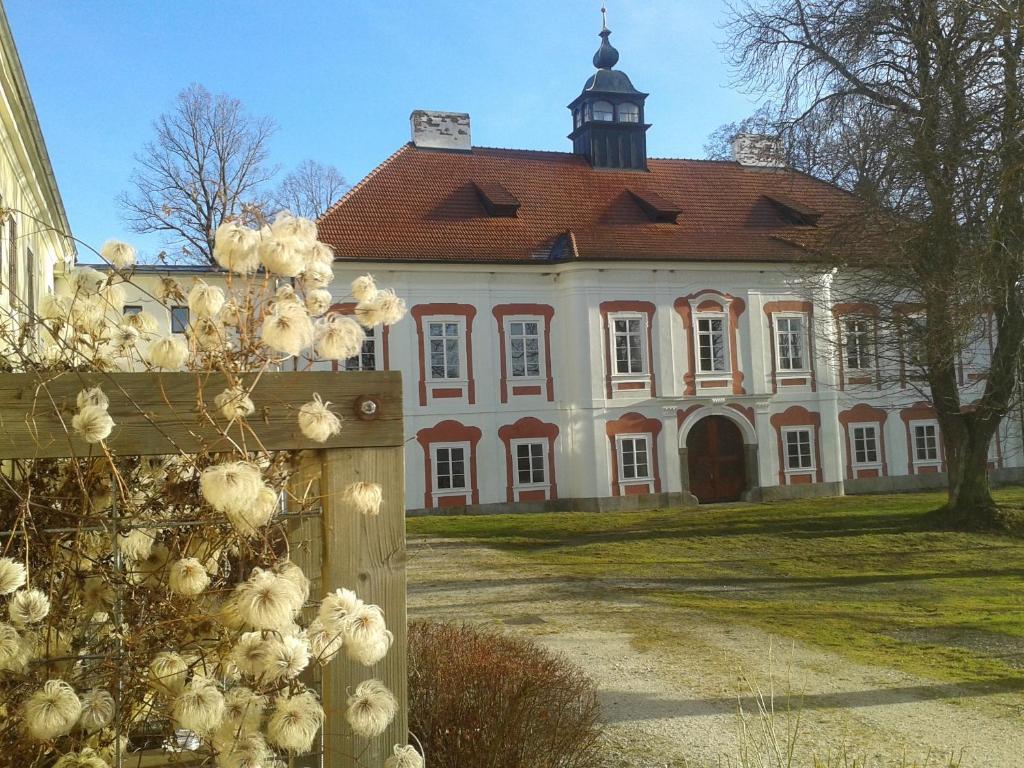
355;395;381;420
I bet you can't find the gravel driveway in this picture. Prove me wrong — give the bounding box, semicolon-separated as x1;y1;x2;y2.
407;536;1024;768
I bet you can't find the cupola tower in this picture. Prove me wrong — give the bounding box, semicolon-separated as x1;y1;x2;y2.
567;6;650;170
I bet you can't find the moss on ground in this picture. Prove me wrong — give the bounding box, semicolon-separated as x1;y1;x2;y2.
408;488;1024;684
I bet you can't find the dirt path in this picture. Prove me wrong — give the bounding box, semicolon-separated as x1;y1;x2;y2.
407;537;1024;768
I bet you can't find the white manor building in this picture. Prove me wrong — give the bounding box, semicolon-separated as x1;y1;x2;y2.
105;21;1023;514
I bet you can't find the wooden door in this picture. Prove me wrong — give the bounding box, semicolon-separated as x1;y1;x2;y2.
686;416;746;503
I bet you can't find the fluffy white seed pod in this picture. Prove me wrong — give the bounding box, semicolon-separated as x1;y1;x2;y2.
340;603;393;666
188;280;226;319
275;561;310;605
307;619;344;665
101;240;136;270
0;557;27;595
68;294;106;334
72;404;115;444
221;687;266;734
24;679;82;740
201;462;264;514
350;274;377;303
305;288;333;317
78;688;115;732
213;221;261;274
267;691;324;754
355;288;406;327
261;304;314;356
219;299;244;328
270;211;317;244
341;482;383;516
385;745;424;768
54;747;111;768
345;679;397;739
149;651;189;697
82;576;114;611
76;387;109;410
169;558;210;596
108;324;140;351
262;633;311;681
318;588;362;631
174;676;225;735
190;317;227;351
67;267;105;295
307;241;335;268
297;396;342;443
0;622;21;665
215;385;256;420
126;310;160;337
117;529;155;561
225;485;278;536
214;732;271;768
147;335;189;369
314;314;365;360
231;632;270;678
258;235;305;277
40;293;72;321
234;569;304;631
302;262;334;290
10;588;50;626
99;281;126;313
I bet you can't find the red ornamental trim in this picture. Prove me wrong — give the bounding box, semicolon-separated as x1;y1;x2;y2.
411;303;477;406
600;301;657;399
838;403;889;480
673;290;747;396
763;300;816;394
606;412;663;497
492;303;556;403
770;405;823;485
415;420;483;508
497;417;560;503
899;402;946;474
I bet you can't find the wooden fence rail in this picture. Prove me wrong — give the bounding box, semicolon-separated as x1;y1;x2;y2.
0;370;407;768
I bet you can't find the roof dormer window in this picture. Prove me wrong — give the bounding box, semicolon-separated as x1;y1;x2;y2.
593;101;614;121
619;103;640;123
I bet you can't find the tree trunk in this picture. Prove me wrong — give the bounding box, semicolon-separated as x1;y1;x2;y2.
939;417;1000;529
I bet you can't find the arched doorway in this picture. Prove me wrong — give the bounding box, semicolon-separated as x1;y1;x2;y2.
686;416;746;503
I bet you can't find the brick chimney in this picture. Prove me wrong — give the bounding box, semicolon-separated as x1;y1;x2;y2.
731;133;786;168
410;110;472;152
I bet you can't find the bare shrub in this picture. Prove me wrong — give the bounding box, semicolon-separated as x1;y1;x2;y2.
408;620;603;768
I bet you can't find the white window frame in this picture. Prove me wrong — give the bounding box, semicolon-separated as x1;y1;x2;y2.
504;316;545;381
843;318;873;371
910;420;941;468
425;316;466;383
431;441;470;503
344;326;377;371
903;313;927;369
170;305;190;335
774;313;809;373
694;312;730;374
615;433;653;483
510;438;549;491
782;426;816;473
608;312;649;379
849;422;881;469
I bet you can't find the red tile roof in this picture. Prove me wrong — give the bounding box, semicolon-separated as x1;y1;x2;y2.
317;144;859;264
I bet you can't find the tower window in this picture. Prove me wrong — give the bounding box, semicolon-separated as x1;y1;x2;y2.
593;101;614;121
574;109;582;128
619;103;640;122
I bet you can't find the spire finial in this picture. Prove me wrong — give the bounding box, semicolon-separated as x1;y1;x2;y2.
593;3;619;68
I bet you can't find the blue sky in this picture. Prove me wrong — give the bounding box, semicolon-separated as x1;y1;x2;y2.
6;0;759;261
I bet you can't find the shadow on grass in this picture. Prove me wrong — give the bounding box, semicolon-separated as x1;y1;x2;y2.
597;677;1024;723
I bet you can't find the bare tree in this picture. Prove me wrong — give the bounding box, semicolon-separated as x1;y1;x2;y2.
271;159;348;220
119;84;277;263
724;0;1024;527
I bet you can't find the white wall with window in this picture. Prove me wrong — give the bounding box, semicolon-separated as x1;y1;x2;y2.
510;439;549;497
782;427;815;474
849;422;881;471
615;433;653;493
505;317;544;380
695;313;729;374
344;326;378;371
431;442;470;505
774;314;808;372
910;420;941;471
843;319;873;373
607;312;650;396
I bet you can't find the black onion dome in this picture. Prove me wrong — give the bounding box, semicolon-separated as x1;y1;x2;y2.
593;28;619;69
582;68;642;95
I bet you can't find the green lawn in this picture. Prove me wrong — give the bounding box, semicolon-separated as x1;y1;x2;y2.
408;488;1024;685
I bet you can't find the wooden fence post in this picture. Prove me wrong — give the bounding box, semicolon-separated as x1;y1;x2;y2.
320;445;408;766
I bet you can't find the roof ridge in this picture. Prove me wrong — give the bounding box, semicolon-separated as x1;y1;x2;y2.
469;145;578;158
319;143;413;220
